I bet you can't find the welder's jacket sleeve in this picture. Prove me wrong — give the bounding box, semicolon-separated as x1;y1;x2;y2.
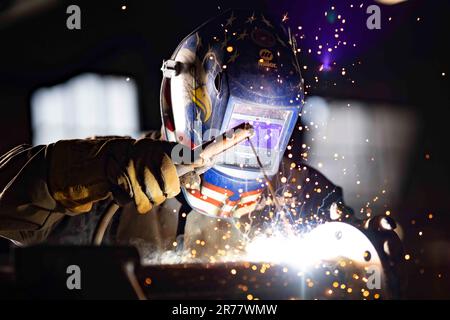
0;144;62;244
0;140;133;244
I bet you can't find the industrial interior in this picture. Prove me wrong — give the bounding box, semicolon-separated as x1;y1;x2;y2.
0;0;449;300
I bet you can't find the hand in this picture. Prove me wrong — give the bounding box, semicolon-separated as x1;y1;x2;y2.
117;139;181;214
49;138;182;214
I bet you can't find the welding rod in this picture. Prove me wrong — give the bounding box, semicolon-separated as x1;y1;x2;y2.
175;122;255;177
247;139;294;231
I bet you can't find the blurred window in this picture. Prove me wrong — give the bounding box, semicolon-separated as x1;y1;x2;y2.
31;73;140;145
302;96;417;215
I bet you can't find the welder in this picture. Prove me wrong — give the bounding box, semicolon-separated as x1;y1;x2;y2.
0;10;353;255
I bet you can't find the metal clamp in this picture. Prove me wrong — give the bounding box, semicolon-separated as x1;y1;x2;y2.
161;59;181;78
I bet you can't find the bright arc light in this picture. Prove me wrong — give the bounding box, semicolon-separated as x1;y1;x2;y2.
245;222;382;271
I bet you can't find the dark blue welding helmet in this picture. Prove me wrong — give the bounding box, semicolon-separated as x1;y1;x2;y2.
160;9;304;218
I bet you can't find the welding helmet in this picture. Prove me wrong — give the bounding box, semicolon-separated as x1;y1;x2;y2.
160;9;304;218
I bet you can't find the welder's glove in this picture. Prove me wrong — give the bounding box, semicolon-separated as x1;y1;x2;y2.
48;137;181;214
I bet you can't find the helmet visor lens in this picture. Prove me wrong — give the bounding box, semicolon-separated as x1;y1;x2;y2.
216;101;297;174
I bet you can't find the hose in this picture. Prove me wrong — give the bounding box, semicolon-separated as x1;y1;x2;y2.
93;202;120;245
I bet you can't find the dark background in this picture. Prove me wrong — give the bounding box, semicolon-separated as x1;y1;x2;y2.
0;0;449;299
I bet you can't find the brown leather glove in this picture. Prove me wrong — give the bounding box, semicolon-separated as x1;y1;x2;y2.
48;137;181;214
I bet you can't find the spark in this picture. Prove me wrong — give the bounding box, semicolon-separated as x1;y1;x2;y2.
246;13;256;24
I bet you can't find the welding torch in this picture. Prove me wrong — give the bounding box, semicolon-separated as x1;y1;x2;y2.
176;122;255;182
93;123;255;245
